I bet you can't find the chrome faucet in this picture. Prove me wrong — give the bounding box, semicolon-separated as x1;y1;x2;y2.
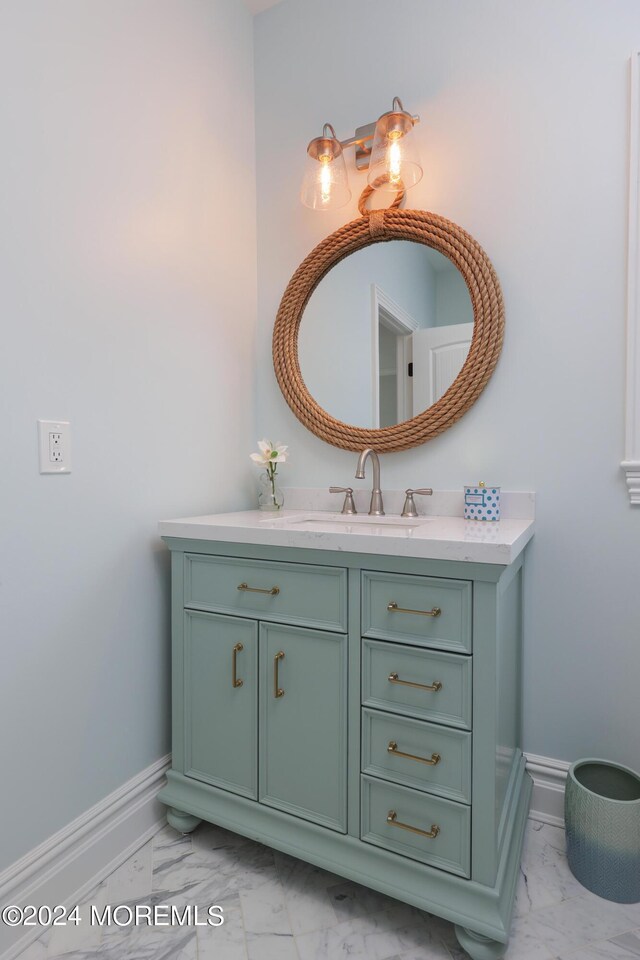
355;448;384;516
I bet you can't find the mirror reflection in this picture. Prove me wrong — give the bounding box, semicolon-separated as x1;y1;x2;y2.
298;241;474;428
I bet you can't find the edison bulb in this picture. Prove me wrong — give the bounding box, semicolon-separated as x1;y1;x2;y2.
388;134;402;184
319;155;332;205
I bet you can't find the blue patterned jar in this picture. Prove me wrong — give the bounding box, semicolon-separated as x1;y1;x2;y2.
463;483;501;521
565;759;640;903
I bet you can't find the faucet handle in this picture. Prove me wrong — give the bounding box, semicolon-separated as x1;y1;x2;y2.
329;486;357;515
401;488;433;518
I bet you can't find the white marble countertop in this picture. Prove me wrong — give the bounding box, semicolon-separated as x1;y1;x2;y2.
159;504;535;565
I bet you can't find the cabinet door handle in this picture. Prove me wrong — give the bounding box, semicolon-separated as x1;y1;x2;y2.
238;582;280;596
388;673;443;692
273;651;285;698
232;642;244;688
386;810;440;839
387;741;440;765
387;601;441;617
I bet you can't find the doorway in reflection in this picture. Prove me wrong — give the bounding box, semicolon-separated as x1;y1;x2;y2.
375;295;414;428
378;323;399;427
373;280;473;428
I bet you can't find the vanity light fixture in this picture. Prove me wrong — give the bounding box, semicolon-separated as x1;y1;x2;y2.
300;97;422;210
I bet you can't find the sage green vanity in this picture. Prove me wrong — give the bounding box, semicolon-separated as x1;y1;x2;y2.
158;510;533;960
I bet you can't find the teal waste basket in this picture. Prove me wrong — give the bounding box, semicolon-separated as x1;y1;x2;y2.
565;759;640;903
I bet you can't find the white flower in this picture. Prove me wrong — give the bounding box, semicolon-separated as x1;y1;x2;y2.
250;440;288;467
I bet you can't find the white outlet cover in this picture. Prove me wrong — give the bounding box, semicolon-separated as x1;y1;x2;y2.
38;420;71;474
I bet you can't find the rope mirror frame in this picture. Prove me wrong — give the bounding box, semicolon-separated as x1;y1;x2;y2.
272;191;504;453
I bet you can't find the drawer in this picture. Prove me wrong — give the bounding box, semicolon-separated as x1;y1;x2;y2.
362;639;472;729
361;775;470;877
361;708;471;804
362;571;472;653
184;554;347;632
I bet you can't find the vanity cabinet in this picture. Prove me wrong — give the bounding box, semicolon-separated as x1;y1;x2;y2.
179;560;348;830
159;536;531;960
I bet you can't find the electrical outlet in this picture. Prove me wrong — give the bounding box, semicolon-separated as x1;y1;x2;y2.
49;432;63;462
38;420;71;474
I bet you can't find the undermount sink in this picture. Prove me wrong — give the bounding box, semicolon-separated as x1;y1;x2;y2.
259;512;430;532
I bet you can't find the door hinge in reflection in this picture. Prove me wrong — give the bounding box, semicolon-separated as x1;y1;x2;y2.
408;362;413;377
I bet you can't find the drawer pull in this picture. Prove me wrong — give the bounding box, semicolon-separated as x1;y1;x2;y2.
388;673;443;692
274;651;285;698
232;642;244;688
387;740;440;765
238;582;280;596
387;601;441;617
386;810;440;839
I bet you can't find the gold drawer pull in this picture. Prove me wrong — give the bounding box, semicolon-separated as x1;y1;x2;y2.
387;601;441;617
387;810;440;839
238;582;280;596
232;642;243;688
388;673;443;692
387;741;440;765
274;651;285;698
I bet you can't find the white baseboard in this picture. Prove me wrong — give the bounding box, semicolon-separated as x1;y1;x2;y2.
0;755;170;960
525;752;569;828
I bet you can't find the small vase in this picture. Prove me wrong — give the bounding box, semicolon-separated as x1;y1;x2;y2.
258;471;284;511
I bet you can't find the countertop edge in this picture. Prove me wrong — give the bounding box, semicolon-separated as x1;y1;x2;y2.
157;514;535;566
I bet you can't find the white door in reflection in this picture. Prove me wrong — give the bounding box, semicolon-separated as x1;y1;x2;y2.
412;322;473;409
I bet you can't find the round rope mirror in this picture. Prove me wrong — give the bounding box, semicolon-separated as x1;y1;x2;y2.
272;191;504;453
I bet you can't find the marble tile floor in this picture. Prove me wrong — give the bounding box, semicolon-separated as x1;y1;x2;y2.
15;819;640;960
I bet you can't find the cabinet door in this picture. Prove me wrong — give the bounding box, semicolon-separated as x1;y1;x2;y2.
259;623;347;832
184;611;258;799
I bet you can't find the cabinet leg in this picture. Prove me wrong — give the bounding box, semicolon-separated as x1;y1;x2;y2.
166;807;201;834
454;925;506;960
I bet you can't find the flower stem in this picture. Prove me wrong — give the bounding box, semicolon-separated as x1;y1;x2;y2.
268;463;277;507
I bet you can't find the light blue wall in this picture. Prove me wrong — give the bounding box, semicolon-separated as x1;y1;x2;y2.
0;0;256;871
254;0;640;770
436;268;473;327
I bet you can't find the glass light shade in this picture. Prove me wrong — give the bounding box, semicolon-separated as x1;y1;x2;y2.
300;134;351;210
367;108;423;193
